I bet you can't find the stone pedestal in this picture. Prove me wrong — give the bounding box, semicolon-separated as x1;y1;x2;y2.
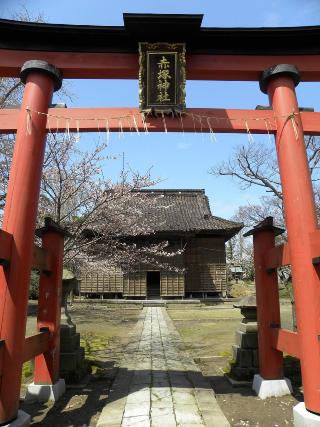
230;295;259;380
293;403;320;426
60;324;86;382
253;374;292;399
25;379;65;403
59;270;87;383
2;410;30;427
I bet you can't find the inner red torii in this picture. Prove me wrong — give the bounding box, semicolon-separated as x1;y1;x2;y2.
0;13;320;427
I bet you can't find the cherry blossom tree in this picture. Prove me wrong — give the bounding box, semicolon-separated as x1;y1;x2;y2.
0;76;180;274
39;132;179;273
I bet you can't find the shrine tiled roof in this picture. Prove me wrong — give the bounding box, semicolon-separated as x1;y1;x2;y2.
133;189;242;239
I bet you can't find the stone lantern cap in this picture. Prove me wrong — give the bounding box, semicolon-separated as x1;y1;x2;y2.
62;269;79;293
233;294;256;309
234;295;257;320
63;268;76;282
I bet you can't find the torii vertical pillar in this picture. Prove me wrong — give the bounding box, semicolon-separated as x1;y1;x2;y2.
0;61;62;426
260;65;320;424
244;217;292;399
25;218;67;404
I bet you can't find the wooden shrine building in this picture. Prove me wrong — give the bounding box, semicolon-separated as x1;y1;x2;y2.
80;189;242;298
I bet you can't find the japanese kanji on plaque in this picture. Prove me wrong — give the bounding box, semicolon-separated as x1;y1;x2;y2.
139;42;186;114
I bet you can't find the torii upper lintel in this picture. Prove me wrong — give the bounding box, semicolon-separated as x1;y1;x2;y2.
1;14;320;80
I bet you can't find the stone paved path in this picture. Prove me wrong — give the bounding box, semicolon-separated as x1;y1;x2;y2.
97;307;230;427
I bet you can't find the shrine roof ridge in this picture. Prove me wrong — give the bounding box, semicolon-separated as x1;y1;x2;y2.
129;188;243;238
1;14;320;55
132;189;205;194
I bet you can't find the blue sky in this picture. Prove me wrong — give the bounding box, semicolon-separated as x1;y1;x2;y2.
1;1;320;219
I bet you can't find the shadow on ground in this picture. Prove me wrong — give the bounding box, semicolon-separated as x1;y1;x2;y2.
21;360;303;427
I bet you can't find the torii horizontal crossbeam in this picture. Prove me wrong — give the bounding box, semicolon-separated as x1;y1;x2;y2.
1;107;320;135
2;50;320;81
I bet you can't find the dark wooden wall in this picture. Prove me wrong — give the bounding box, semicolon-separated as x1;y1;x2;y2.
184;237;226;293
80;269;123;294
79;236;227;297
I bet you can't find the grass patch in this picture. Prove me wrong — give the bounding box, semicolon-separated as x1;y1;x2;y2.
80;332;109;361
168;308;241;321
279;282;293;299
228;281;253;298
22;361;33;383
20;360;34;394
218;350;232;358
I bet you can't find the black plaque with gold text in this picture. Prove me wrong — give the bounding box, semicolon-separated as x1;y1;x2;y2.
139;43;186;114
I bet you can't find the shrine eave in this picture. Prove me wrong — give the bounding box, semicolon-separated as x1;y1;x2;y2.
1;13;320;55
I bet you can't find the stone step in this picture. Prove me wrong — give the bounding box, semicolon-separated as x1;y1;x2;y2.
143;301;166;307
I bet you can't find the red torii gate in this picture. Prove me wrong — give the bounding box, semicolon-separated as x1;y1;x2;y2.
0;13;320;426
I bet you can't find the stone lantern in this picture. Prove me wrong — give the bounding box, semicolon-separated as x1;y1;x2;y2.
61;268;78;326
60;269;86;382
230;295;259;380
